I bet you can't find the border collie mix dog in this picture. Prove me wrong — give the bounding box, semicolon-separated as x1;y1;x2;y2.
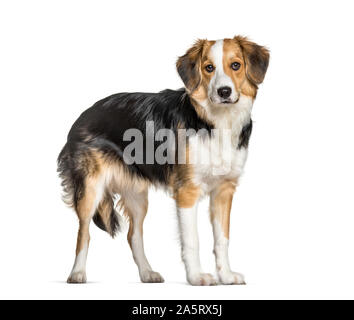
58;36;269;285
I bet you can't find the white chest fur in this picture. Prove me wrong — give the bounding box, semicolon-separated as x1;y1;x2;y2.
189;95;253;194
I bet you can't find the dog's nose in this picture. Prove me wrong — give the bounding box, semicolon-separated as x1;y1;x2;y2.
217;86;232;99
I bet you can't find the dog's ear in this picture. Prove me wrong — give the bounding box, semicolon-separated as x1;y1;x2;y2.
235;36;270;86
176;39;205;92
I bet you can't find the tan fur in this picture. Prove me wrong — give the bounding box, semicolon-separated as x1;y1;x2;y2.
77;149;150;197
176;183;200;208
190;97;211;124
189;40;215;102
75;221;90;256
210;180;237;239
234;36;270;87
170;145;200;208
74;174;100;255
176;39;207;93
178;36;269;113
96;193;115;235
94;151;151;238
124;189;149;247
92;150;149;194
223;39;257;98
71;150;151;253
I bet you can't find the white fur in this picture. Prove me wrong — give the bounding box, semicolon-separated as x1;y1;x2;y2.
211;218;245;285
177;205;201;276
177;204;217;286
123;191;164;283
67;176;106;283
189;95;253;194
68;244;88;283
177;82;253;285
130;230;164;283
208;40;238;104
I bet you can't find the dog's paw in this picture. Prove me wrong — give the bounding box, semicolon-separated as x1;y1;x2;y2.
218;271;246;285
188;273;217;286
140;270;165;283
67;271;87;284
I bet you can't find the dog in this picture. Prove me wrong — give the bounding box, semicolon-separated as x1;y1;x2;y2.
58;36;269;285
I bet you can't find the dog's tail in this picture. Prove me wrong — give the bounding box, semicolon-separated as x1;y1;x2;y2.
93;194;123;238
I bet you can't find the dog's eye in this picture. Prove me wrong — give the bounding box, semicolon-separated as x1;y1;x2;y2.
231;62;241;71
205;64;214;73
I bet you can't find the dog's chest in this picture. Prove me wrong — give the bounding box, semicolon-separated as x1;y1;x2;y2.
188;107;251;193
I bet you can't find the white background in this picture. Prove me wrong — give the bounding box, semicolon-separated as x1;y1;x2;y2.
0;0;353;300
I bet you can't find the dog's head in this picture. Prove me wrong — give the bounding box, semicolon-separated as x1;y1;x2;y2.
176;36;269;105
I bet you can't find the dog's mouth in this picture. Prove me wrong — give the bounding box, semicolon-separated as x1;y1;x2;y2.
208;93;240;106
213;97;240;105
221;99;233;104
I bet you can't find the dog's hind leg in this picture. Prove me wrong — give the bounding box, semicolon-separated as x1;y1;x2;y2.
67;175;105;283
122;188;164;283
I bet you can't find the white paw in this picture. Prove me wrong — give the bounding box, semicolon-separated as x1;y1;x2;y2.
140;270;165;283
187;273;217;286
67;271;87;284
218;271;246;285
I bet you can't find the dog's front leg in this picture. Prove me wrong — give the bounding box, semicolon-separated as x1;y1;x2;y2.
210;181;246;285
176;185;217;286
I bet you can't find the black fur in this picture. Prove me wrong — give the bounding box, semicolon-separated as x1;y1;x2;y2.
238;120;253;149
92;208;119;237
92;212;108;232
177;56;200;91
57;88;214;208
57;143;85;209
